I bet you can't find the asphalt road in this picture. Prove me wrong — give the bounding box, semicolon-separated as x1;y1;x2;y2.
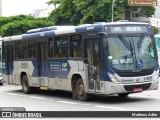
0;82;160;111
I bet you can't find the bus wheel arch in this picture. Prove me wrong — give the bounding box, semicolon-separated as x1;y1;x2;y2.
21;72;32;94
71;74;89;101
71;74;81;100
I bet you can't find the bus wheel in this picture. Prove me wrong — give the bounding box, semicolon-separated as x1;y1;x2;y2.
118;93;129;98
22;75;32;94
76;78;88;101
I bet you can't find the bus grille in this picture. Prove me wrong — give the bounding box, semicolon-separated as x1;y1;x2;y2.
117;70;153;77
124;83;151;91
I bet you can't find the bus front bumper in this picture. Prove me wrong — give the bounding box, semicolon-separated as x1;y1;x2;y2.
104;78;159;94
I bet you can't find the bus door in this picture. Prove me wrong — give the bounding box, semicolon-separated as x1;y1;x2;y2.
6;45;14;84
38;42;48;88
86;39;101;93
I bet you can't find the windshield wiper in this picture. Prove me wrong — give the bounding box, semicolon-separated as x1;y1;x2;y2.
118;35;131;51
137;35;144;50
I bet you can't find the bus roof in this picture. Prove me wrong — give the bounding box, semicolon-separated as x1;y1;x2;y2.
3;35;22;41
26;26;75;34
2;21;150;42
93;21;149;26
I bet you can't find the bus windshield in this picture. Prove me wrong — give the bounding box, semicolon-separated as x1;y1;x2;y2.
107;35;156;71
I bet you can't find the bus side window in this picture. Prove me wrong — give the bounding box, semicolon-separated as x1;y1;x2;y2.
28;40;36;58
48;37;54;58
17;41;28;59
70;34;82;58
54;36;68;58
86;40;94;65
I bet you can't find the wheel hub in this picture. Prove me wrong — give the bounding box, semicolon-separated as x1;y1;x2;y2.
78;84;85;96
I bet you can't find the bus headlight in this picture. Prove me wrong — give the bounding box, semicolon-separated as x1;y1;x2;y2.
153;72;159;81
108;73;120;83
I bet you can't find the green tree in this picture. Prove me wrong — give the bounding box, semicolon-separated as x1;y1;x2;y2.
48;0;155;25
0;15;34;27
0;16;53;37
48;0;81;25
46;0;60;9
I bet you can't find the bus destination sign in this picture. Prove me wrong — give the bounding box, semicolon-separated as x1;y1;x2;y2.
128;0;157;6
109;26;149;34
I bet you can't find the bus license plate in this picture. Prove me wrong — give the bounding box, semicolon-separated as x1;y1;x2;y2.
133;88;143;92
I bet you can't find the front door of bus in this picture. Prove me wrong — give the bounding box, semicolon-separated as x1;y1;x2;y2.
6;46;14;84
38;42;48;87
86;39;102;93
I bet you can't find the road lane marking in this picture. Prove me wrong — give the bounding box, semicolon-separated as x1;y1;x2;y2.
130;94;160;99
58;101;79;105
94;105;139;111
4;92;28;97
1;91;158;111
29;96;55;101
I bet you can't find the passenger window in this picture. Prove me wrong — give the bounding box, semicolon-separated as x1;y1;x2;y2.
70;35;82;58
17;41;28;59
28;40;36;58
48;37;54;58
54;36;68;58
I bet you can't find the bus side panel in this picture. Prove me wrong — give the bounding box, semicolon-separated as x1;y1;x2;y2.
13;60;40;87
47;59;71;90
30;60;40;87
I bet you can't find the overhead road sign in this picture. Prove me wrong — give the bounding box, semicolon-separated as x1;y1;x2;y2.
128;0;157;6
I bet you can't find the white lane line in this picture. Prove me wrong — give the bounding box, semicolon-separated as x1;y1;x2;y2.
4;92;28;97
29;96;55;102
57;101;91;106
95;105;139;111
1;92;149;111
130;94;160;99
2;92;55;102
58;101;79;105
79;103;91;106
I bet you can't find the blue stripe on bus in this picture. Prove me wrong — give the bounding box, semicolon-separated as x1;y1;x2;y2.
31;60;39;77
2;60;14;75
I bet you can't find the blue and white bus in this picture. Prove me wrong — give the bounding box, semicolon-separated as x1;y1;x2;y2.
2;22;159;101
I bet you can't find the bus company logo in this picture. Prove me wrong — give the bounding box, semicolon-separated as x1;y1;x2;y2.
62;62;67;70
121;79;134;83
2;112;11;117
87;26;94;30
136;78;139;83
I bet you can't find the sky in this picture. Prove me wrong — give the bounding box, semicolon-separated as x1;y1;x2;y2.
2;0;54;16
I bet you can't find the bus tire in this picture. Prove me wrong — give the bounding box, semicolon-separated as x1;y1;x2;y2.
118;93;129;98
76;78;89;101
22;75;32;94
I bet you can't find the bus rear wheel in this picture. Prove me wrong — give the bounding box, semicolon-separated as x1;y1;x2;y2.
76;78;89;101
22;75;32;94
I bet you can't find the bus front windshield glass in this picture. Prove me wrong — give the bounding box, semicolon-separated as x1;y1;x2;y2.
107;35;157;71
